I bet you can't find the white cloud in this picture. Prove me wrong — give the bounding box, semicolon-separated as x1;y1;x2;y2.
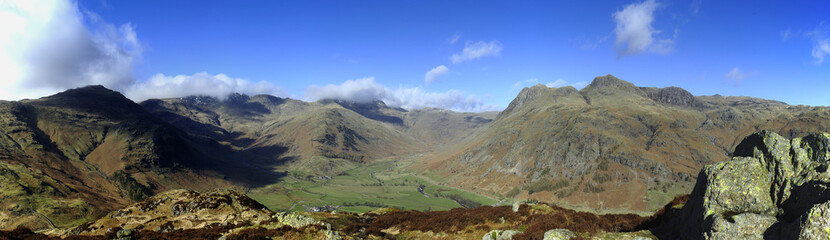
546;79;589;89
0;0;290;103
305;77;498;112
512;78;539;90
451;40;503;63
807;24;830;64
0;0;501;113
0;0;140;100
512;78;587;91
814;39;830;64
424;65;449;85
449;33;460;44
124;72;288;101
305;78;387;104
612;0;675;57
690;0;702;15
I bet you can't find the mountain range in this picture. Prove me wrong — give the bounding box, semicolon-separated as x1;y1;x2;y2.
2;74;829;232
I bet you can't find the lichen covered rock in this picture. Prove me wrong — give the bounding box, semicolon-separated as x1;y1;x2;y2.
701;156;776;218
483;229;521;240
274;212;322;229
798;201;830;239
667;131;830;239
543;228;575;240
704;213;776;240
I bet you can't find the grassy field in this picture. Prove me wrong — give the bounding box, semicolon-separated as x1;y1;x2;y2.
247;155;500;212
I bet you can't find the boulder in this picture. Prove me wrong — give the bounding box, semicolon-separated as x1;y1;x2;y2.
543;228;576;240
701;156;776;218
483;229;521;240
274;212;323;229
115;228;134;240
667;131;830;239
703;213;776;240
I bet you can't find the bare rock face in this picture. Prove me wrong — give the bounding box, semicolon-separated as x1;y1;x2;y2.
665;131;830;239
640;86;701;108
65;189;273;236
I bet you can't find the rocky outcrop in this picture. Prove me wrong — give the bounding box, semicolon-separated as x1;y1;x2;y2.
499;84;551;118
640;86;701;108
664;131;830;239
66;189;273;236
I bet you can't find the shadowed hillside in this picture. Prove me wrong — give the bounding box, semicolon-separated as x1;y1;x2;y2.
140;96;495;176
0;86;243;231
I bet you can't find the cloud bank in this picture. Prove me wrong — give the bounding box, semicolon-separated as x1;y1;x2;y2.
424;65;449;85
124;72;288;101
451;40;502;63
305;77;498;112
512;78;588;90
612;0;675;57
546;79;589;89
0;0;139;99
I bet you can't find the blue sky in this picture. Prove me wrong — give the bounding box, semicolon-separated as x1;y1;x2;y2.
1;0;829;111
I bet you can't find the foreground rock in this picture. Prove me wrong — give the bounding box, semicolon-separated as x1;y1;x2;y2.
483;229;521;240
66;189;273;236
543;228;575;240
658;131;830;239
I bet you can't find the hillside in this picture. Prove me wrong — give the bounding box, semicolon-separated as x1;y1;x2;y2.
416;75;830;212
0;86;239;231
140;96;495;176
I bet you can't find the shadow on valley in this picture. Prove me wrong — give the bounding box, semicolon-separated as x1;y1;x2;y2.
223;94;273;118
184;141;293;188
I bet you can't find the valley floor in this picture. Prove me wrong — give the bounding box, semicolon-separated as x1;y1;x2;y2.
246;154;501;213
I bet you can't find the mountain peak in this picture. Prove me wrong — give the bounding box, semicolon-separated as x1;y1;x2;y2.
45;85;124;100
586;75;637;89
30;85;146;119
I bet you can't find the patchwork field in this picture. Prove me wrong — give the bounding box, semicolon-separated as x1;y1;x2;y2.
247;155;501;212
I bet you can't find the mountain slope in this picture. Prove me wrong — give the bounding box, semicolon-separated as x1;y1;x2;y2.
141;96;495;176
0;86;237;230
417;75;830;212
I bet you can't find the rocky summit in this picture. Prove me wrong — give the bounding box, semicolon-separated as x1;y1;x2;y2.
655;131;830;239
